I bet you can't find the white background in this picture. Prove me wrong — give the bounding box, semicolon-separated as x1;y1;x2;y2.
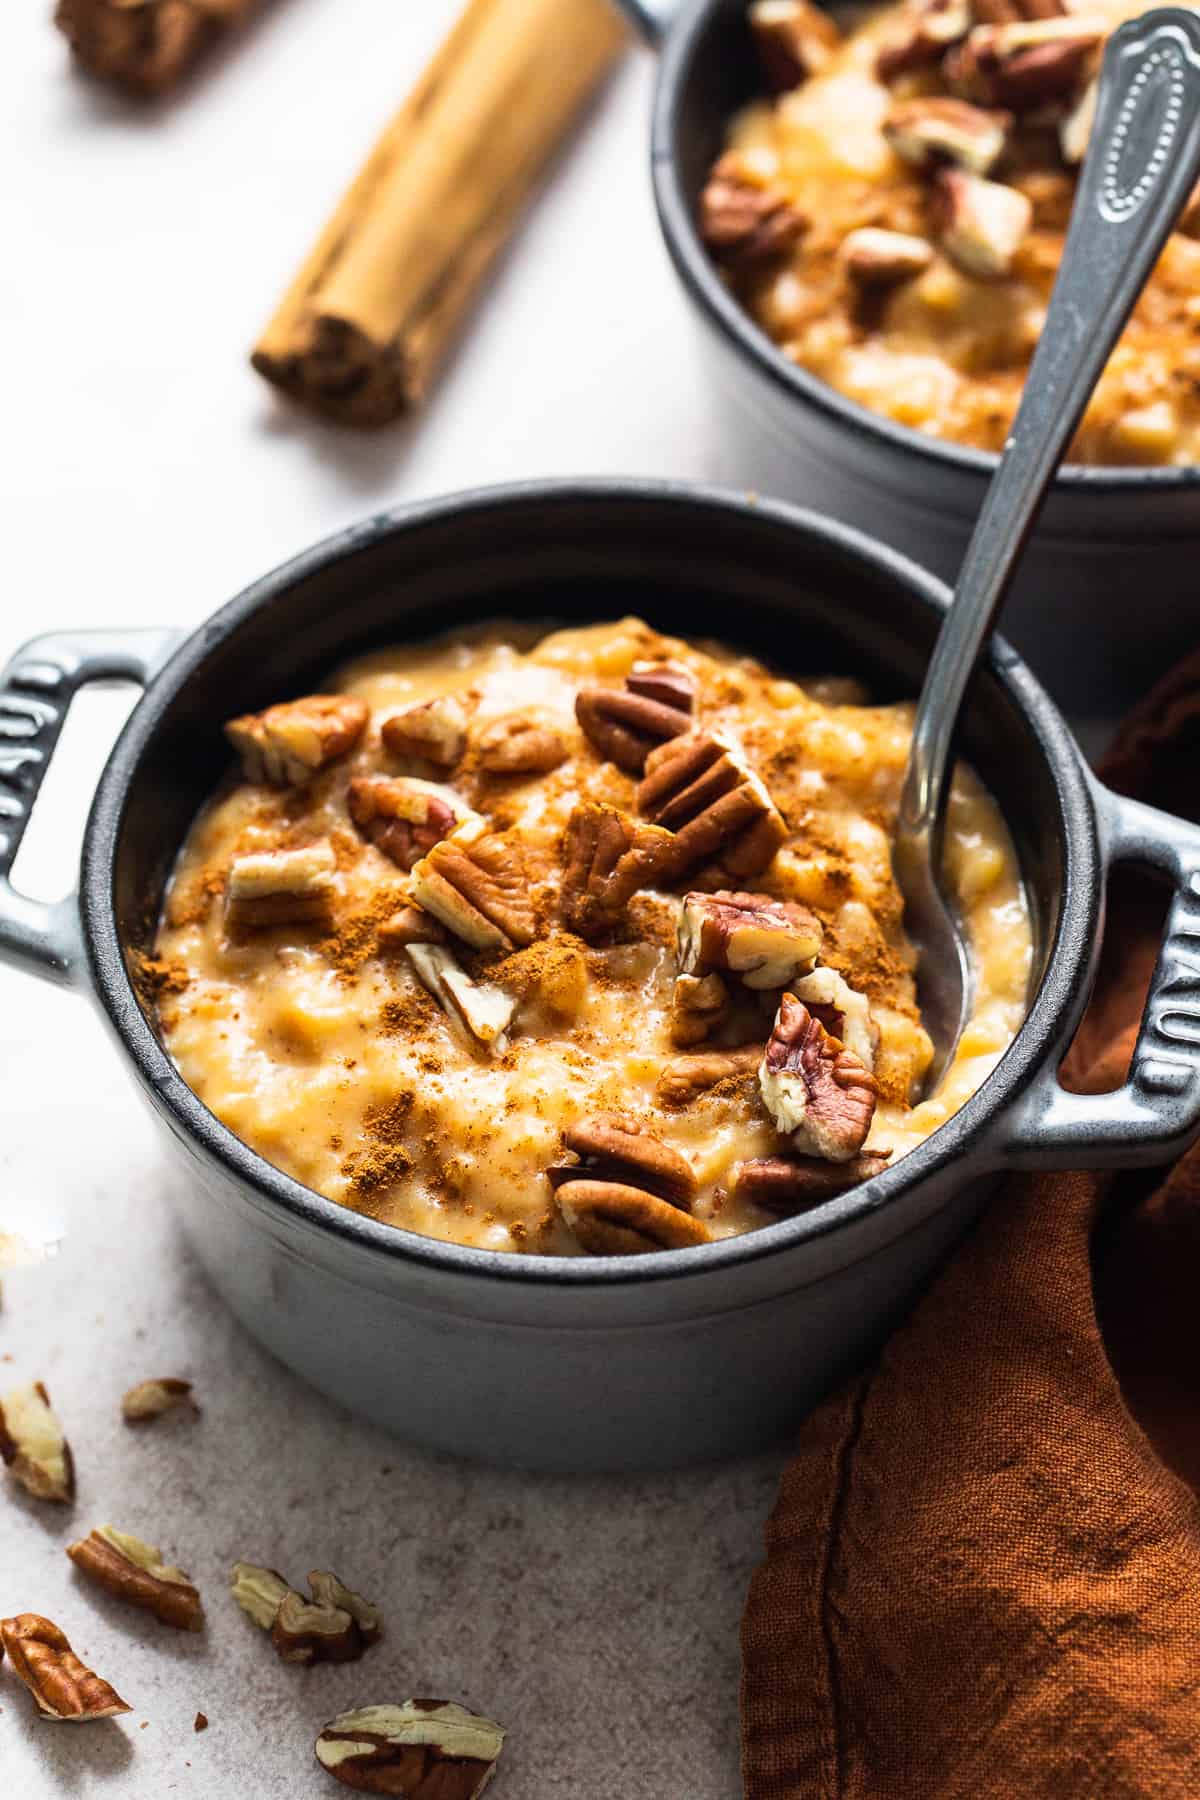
1;3;783;1794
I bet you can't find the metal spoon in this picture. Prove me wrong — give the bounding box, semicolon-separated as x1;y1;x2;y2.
894;8;1200;1092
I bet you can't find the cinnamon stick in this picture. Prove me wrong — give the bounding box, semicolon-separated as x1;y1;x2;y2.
55;0;259;96
251;0;629;427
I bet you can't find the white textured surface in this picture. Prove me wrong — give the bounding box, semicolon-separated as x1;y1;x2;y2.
0;3;782;1793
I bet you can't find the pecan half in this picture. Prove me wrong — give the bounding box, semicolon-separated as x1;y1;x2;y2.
376;905;449;950
121;1377;195;1423
549;1114;698;1207
225;694;367;788
232;1562;293;1631
656;1046;763;1108
670;971;730;1048
0;1614;130;1721
700;152;809;269
553;1181;712;1254
406;944;515;1051
409;828;536;951
0;1381;74;1503
349;777;478;873
883;96;1011;174
750;0;842;89
638;735;787;881
475;713;567;775
272;1569;382;1666
380;696;469;770
945;17;1102;110
840;227;934;288
67;1526;204;1631
876;0;970;79
760;995;878;1161
733;1150;892;1213
559;801;675;941
933;167;1032;279
791;965;879;1070
225;841;338;932
678;890;821;989
315;1700;505;1798
576;675;693;776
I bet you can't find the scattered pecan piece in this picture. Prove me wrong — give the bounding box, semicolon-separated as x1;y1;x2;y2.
406;944;515;1052
883;96;1011;174
0;1614;130;1722
225;694;367;788
380;696;469;770
945;17;1102;110
309;1572;384;1649
790;965;879;1070
575;670;693;775
475;713;567;775
349;777;478;873
840;227;934;288
231;1562;293;1631
750;0;842;89
549;1114;698;1207
121;1377;194;1424
559;801;675;941
700;151;809;269
678;890;821;989
670;972;730;1048
656;1046;763;1109
376;905;448;950
638;735;787;881
272;1573;381;1667
933;167;1032;279
67;1526;204;1631
760;995;878;1161
0;1381;74;1503
409;828;536;952
876;0;970;79
733;1150;892;1213
553;1181;712;1254
315;1700;505;1798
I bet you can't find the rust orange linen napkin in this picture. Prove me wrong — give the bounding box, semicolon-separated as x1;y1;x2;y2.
741;657;1200;1800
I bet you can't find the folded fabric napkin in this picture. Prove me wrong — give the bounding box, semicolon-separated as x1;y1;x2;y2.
741;656;1200;1800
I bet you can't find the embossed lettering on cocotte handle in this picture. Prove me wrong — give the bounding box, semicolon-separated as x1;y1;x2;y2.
0;630;181;989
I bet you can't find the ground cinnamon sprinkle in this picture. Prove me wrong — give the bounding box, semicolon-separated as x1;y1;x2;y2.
379;991;437;1035
129;951;191;1012
342;1093;416;1199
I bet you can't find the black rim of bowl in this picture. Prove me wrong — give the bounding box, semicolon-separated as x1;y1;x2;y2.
82;479;1099;1291
649;0;1200;496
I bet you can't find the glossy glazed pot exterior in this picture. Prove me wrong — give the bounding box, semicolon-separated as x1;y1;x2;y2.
615;0;1200;712
4;482;1200;1472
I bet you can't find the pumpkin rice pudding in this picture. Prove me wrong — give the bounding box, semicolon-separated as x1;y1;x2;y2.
151;619;1031;1256
703;0;1200;462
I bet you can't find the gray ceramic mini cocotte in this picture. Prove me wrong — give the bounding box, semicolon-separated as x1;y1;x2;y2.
3;482;1200;1471
612;0;1200;712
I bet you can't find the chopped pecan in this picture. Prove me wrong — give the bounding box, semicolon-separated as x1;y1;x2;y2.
271;1578;379;1666
627;661;697;713
678;890;821;989
791;965;879;1069
475;713;567;775
575;676;693;776
376;904;448;949
381;695;469;769
933;167;1032;279
0;1614;130;1721
225;694;367;787
548;1114;697;1207
406;943;515;1051
750;0;842;89
409;828;536;951
0;1381;74;1503
883;97;1011;174
733;1150;892;1213
638;735;787;881
315;1700;505;1798
760;995;878;1161
559;801;675;941
308;1571;384;1649
553;1181;712;1254
349;777;478;872
1059;73;1095;164
876;0;970;79
945;17;1102;110
121;1377;195;1423
840;227;934;288
670;972;730;1048
67;1526;204;1631
232;1562;293;1631
656;1045;763;1109
225;841;338;932
700;151;808;269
